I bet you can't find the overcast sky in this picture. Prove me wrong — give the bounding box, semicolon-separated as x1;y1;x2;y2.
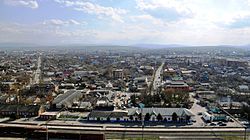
1;0;250;46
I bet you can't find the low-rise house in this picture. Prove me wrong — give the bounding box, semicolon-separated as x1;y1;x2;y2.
239;85;249;92
89;89;112;96
164;68;176;77
134;77;150;92
88;110;128;121
88;108;194;122
74;71;99;78
0;95;8;104
39;111;60;120
139;66;154;75
202;112;229;122
196;91;216;99
0;104;43;117
128;108;194;122
164;81;190;91
31;83;55;94
134;77;148;85
112;69;124;79
52;90;86;109
59;83;75;90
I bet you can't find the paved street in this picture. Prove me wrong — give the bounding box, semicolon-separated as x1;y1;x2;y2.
4;117;249;139
0;122;249;140
190;98;209;127
151;61;165;94
189;98;242;127
33;55;41;84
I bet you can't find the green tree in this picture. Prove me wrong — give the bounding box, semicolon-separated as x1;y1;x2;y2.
144;113;151;121
157;113;163;121
172;112;178;122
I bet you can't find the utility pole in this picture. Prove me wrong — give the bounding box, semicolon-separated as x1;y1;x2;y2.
44;107;67;140
141;107;144;140
46;123;48;140
218;104;247;140
244;126;247;140
139;103;144;140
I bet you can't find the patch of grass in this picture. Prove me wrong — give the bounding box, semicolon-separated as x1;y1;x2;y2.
58;115;79;119
222;136;244;140
108;137;159;140
107;135;159;140
127;137;159;140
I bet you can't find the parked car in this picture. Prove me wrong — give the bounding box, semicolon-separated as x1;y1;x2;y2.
241;121;250;125
209;123;216;126
228;118;234;122
216;121;227;126
197;112;203;115
219;123;227;126
217;121;223;125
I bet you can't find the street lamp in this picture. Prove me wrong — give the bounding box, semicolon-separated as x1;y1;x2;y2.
139;103;144;140
218;104;248;140
244;113;248;140
141;108;144;140
46;123;48;140
44;107;67;140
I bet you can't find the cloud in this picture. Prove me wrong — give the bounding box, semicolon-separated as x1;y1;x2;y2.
2;20;250;46
54;0;127;22
0;22;93;45
136;0;193;21
226;15;250;28
2;0;250;46
42;19;86;26
130;14;167;26
68;19;81;25
4;0;38;9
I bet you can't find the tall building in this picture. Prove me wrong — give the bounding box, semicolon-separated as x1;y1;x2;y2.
112;69;124;79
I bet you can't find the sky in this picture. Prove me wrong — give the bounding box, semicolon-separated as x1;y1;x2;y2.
1;0;250;46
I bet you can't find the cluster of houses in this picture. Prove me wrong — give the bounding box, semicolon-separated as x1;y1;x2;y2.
0;104;43;118
38;107;195;123
1;48;250;127
88;108;194;122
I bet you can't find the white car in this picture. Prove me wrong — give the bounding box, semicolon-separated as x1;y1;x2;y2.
241;121;250;125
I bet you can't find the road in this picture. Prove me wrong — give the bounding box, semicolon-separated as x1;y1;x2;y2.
32;55;41;84
189;98;242;128
1;121;249;139
151;61;165;95
190;98;209;127
0;122;248;137
0;122;247;132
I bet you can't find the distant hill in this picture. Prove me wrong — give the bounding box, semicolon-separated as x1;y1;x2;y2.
131;44;250;56
133;43;250;49
0;43;140;51
236;44;250;50
0;43;38;48
133;44;186;49
46;44;143;52
0;42;249;53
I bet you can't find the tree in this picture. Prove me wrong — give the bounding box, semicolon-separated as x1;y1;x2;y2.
186;115;191;122
172;112;178;122
157;113;163;121
139;113;142;120
144;113;151;121
131;94;137;105
162;89;190;107
129;115;133;121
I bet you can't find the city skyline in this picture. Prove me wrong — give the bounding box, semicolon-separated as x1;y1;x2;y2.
1;0;250;46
